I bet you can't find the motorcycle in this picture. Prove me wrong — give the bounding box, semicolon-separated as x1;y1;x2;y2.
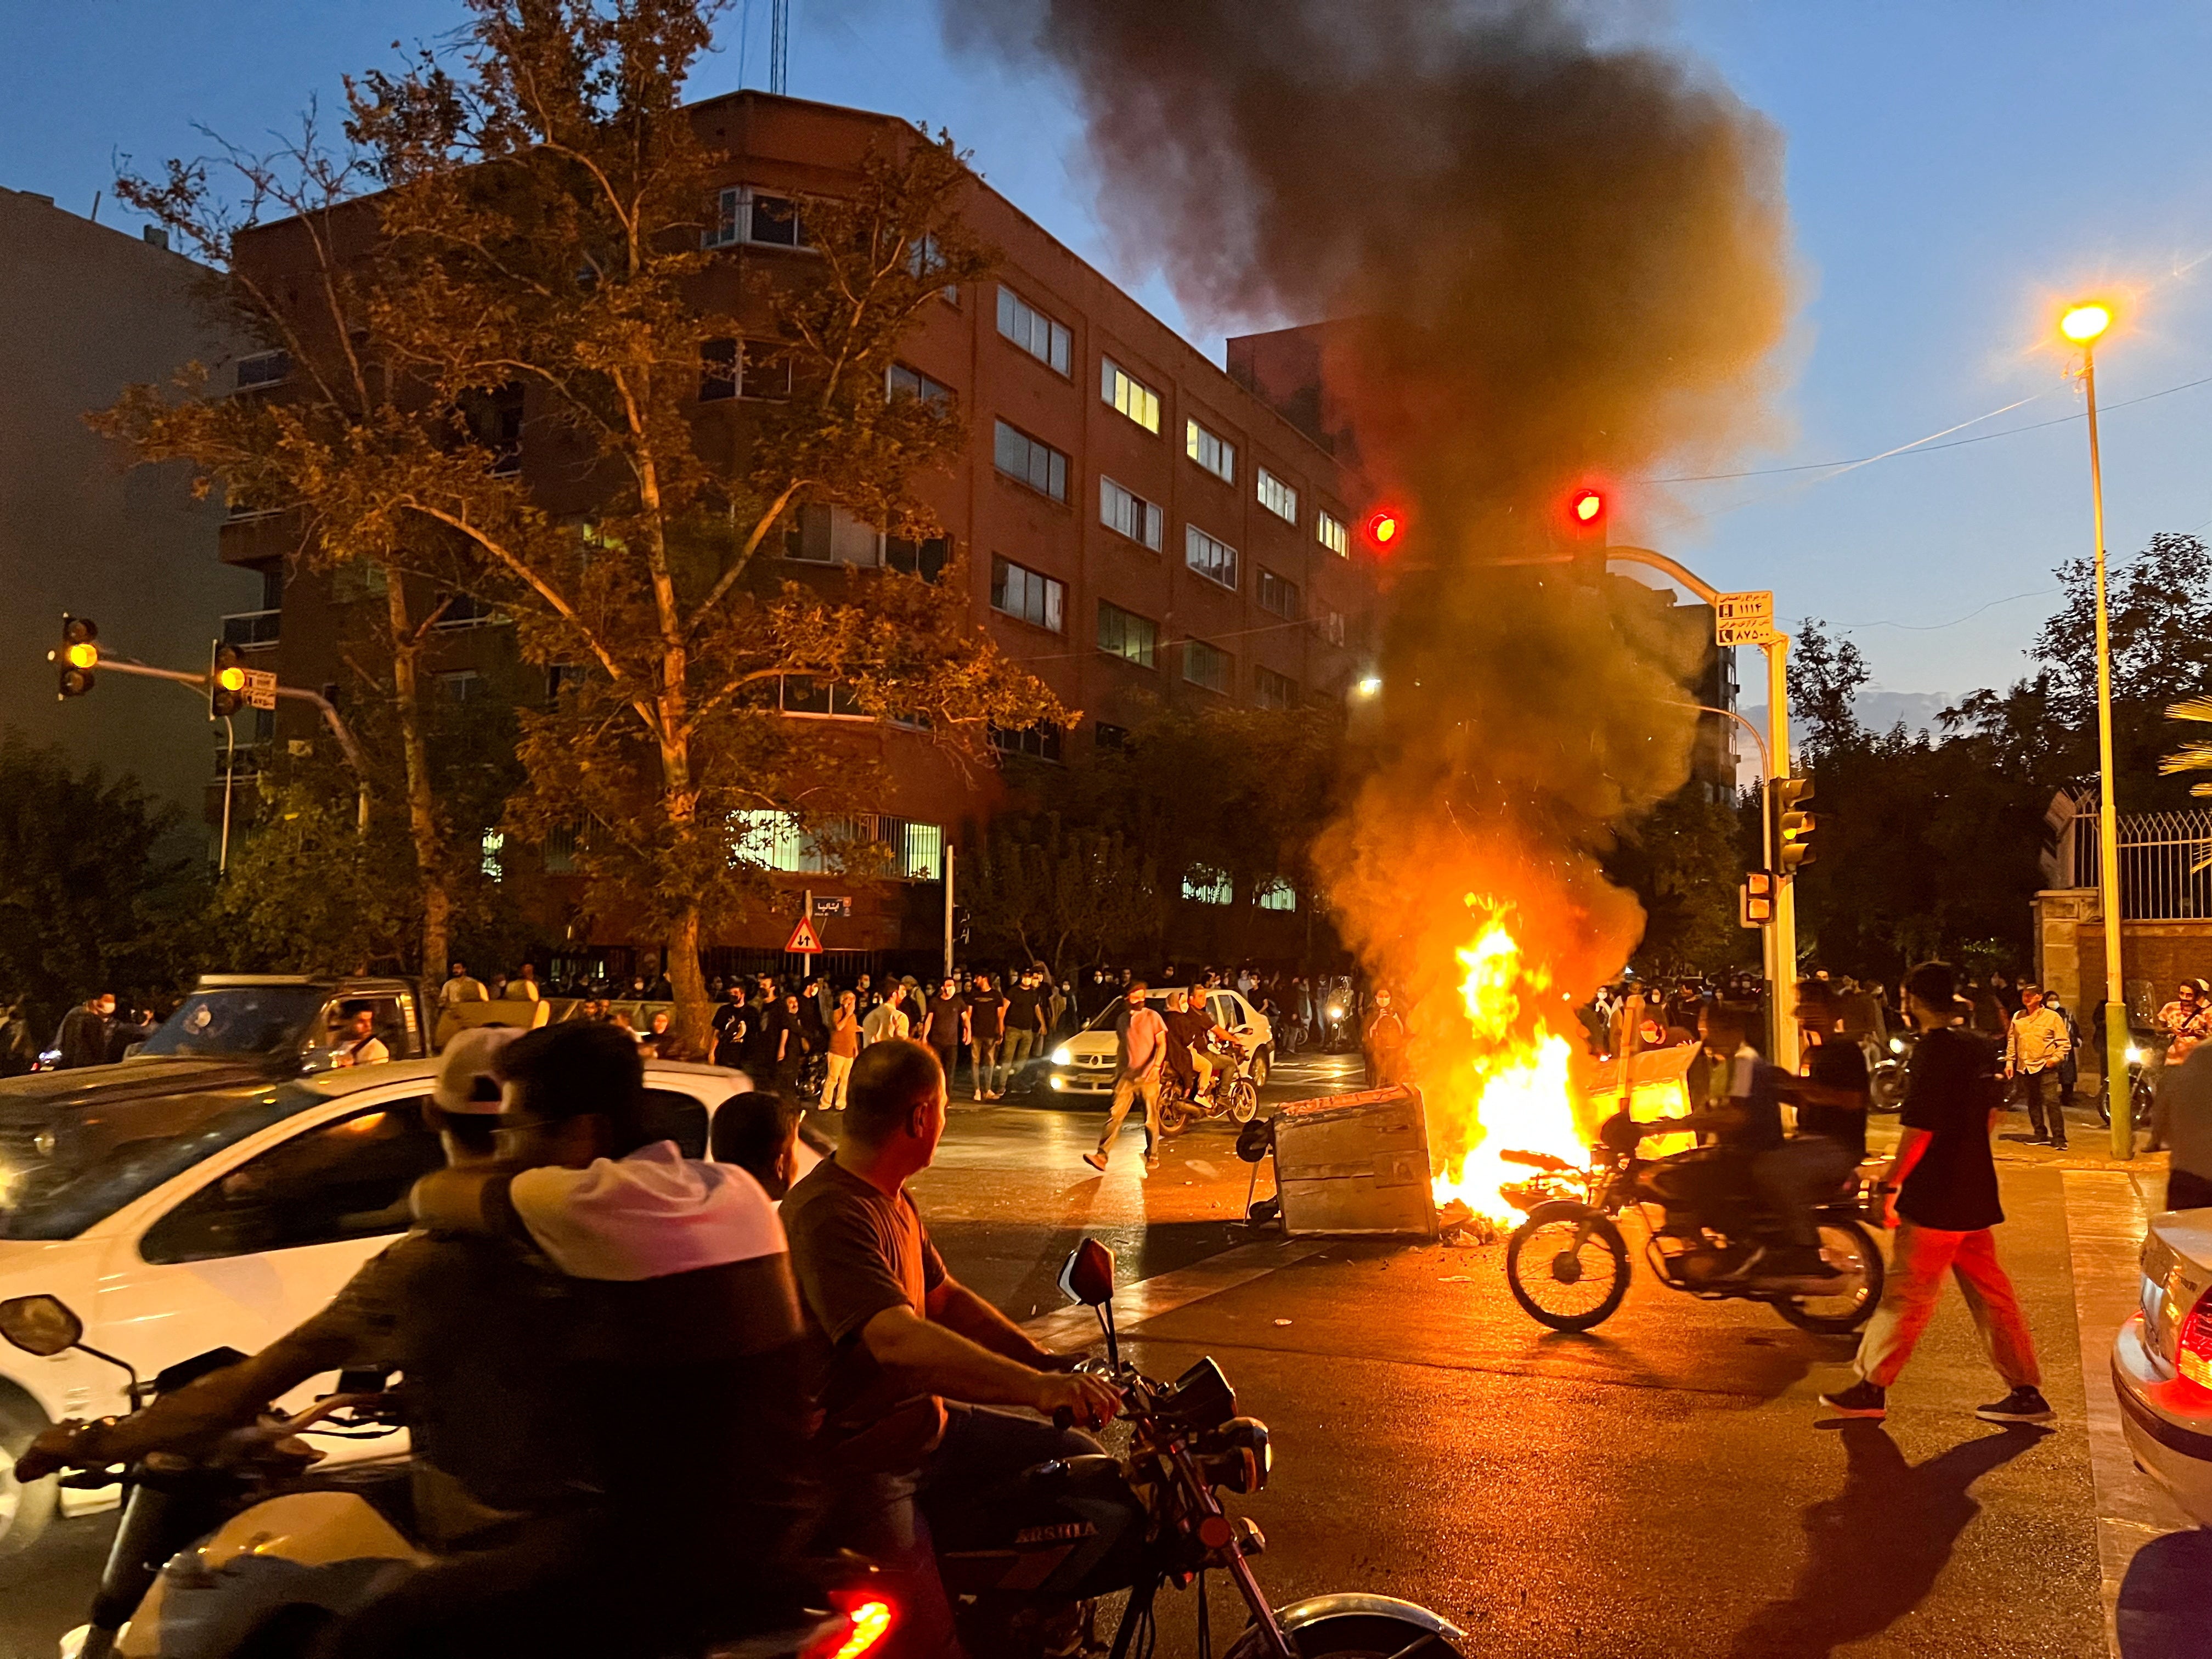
0;1295;895;1659
1869;1028;1914;1113
2094;1030;2159;1131
1158;1038;1262;1136
936;1239;1466;1659
1496;1129;1887;1337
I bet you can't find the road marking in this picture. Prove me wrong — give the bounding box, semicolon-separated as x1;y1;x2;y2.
1020;1237;1329;1347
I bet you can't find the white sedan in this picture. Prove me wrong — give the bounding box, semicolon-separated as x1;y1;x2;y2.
2112;1203;2212;1525
1043;988;1276;1096
0;1058;754;1555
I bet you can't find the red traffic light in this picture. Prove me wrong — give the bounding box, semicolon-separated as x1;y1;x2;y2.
1568;488;1605;526
1363;508;1404;551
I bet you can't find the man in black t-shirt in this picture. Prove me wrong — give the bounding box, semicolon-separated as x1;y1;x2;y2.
1001;970;1047;1086
1821;961;2051;1425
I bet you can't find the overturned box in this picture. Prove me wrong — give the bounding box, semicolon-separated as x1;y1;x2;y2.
1272;1086;1437;1238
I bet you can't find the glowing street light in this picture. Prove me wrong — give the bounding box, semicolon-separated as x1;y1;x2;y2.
2059;297;2131;1158
1355;675;1383;698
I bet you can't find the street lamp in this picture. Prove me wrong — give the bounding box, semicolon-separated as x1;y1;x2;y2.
2060;298;2131;1159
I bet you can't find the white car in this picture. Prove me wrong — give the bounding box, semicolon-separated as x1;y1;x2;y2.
0;1058;755;1554
2112;1203;2212;1525
1043;988;1275;1097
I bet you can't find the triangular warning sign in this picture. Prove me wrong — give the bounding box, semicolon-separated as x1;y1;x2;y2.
784;915;824;953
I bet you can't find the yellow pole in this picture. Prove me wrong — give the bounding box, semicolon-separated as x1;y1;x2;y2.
2083;347;2131;1159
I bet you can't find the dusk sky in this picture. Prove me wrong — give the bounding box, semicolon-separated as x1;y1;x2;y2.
7;0;2211;708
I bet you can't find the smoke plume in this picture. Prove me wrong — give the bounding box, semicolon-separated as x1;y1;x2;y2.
942;1;1794;1141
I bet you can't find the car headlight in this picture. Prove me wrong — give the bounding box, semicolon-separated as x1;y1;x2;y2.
1050;1047;1071;1066
1888;1037;1905;1054
2126;1046;2146;1065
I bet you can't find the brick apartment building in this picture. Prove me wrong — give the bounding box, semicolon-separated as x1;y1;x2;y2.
221;92;1386;975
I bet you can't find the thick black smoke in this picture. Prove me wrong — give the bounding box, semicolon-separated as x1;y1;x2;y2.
941;0;1794;1093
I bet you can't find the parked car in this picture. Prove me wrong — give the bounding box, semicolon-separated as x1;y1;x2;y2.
2112;1203;2212;1526
0;1056;752;1555
1031;988;1275;1100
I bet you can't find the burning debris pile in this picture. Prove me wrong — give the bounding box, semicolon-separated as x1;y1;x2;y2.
945;0;1795;1214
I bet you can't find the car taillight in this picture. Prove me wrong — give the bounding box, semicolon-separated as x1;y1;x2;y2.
2180;1290;2212;1390
803;1595;895;1659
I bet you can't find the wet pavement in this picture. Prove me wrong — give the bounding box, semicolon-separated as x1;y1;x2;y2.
1;1052;2200;1658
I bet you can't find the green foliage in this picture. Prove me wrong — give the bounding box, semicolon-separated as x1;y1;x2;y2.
962;814;1166;972
209;778;418;974
1609;789;1756;978
0;732;206;1034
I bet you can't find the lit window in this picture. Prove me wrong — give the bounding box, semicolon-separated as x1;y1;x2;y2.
991;556;1065;633
1186;419;1235;483
996;286;1071;376
1256;878;1297;912
1184;524;1238;591
480;830;505;881
1097;601;1158;669
1257;467;1299;525
1101;357;1161;433
1255;666;1297;710
1318;510;1349;557
1257;569;1300;619
1100;477;1163;550
1323;610;1347;647
1183;637;1232;695
994;420;1069;502
1182;867;1233;905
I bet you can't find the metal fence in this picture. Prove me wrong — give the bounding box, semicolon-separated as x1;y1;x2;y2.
2070;809;2212;920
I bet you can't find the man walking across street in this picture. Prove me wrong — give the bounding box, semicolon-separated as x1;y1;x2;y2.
1820;961;2053;1425
2005;982;2073;1149
1085;978;1167;1172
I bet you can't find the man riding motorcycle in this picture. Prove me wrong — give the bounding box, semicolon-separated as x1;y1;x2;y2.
15;1024;814;1658
780;1039;1119;1659
1164;984;1236;1104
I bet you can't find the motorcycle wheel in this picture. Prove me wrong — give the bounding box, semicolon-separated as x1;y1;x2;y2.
1227;1079;1259;1122
1504;1207;1630;1332
1229;1612;1462;1659
1158;1097;1193;1136
1870;1066;1906;1113
1773;1220;1886;1335
0;1391;55;1557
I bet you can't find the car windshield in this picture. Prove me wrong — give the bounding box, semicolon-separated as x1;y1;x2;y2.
136;987;329;1060
0;1089;309;1240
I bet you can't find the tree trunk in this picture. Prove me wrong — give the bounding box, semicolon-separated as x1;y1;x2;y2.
385;574;452;981
667;905;710;1060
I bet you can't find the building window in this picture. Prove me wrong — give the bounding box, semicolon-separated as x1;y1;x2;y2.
480;830;506;882
1183;637;1232;695
1186;418;1235;483
990;723;1064;763
1257;568;1300;618
785;503;883;566
705;338;791;402
705;186;807;250
1256;878;1297;912
1323;610;1347;647
1257;466;1299;524
885;535;949;582
1318;510;1349;557
907;234;958;305
433;592;501;630
887;363;952;405
1097;600;1158;669
235;349;290;390
437;670;484;702
777;675;869;718
1184;524;1238;591
699;338;739;401
991;556;1065;633
543;825;579;874
1101;357;1161;433
546;663;585;702
1099;477;1163;550
1182;867;1233;905
994;420;1069;502
1255;666;1297;710
1094;721;1128;751
731;810;945;880
996;285;1071;376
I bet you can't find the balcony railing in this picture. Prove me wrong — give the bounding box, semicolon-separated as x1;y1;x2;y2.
221;608;281;648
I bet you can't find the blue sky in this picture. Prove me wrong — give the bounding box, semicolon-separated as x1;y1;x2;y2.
7;0;2210;701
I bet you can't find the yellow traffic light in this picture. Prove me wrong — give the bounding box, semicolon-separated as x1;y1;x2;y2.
210;642;247;719
216;665;246;692
1771;775;1817;873
54;615;98;698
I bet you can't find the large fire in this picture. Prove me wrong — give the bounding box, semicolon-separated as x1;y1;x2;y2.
1425;904;1691;1225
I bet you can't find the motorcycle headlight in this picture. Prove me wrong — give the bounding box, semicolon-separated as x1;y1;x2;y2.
2126;1046;2146;1065
1200;1417;1271;1494
1888;1037;1905;1055
1325;1001;1345;1019
1049;1047;1071;1066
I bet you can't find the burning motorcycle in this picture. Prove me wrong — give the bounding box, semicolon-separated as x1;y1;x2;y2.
1159;1037;1262;1136
0;1295;895;1659
1494;1126;1887;1336
936;1239;1466;1659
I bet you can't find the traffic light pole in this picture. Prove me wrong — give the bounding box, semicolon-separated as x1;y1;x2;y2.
93;656;372;836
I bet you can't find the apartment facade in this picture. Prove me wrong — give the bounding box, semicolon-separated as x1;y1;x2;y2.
221;93;1383;969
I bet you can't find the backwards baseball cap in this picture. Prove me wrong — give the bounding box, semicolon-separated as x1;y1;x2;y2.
433;1026;521;1115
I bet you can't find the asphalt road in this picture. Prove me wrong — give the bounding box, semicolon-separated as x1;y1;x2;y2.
1;1052;2200;1659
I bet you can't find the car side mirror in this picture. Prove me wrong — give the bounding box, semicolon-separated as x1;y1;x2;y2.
1058;1238;1116;1308
0;1294;83;1358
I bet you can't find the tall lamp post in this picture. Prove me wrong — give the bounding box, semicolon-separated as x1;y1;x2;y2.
2059;300;2132;1160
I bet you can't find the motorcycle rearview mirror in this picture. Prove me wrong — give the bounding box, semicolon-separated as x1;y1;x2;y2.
0;1294;82;1358
1058;1239;1120;1369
